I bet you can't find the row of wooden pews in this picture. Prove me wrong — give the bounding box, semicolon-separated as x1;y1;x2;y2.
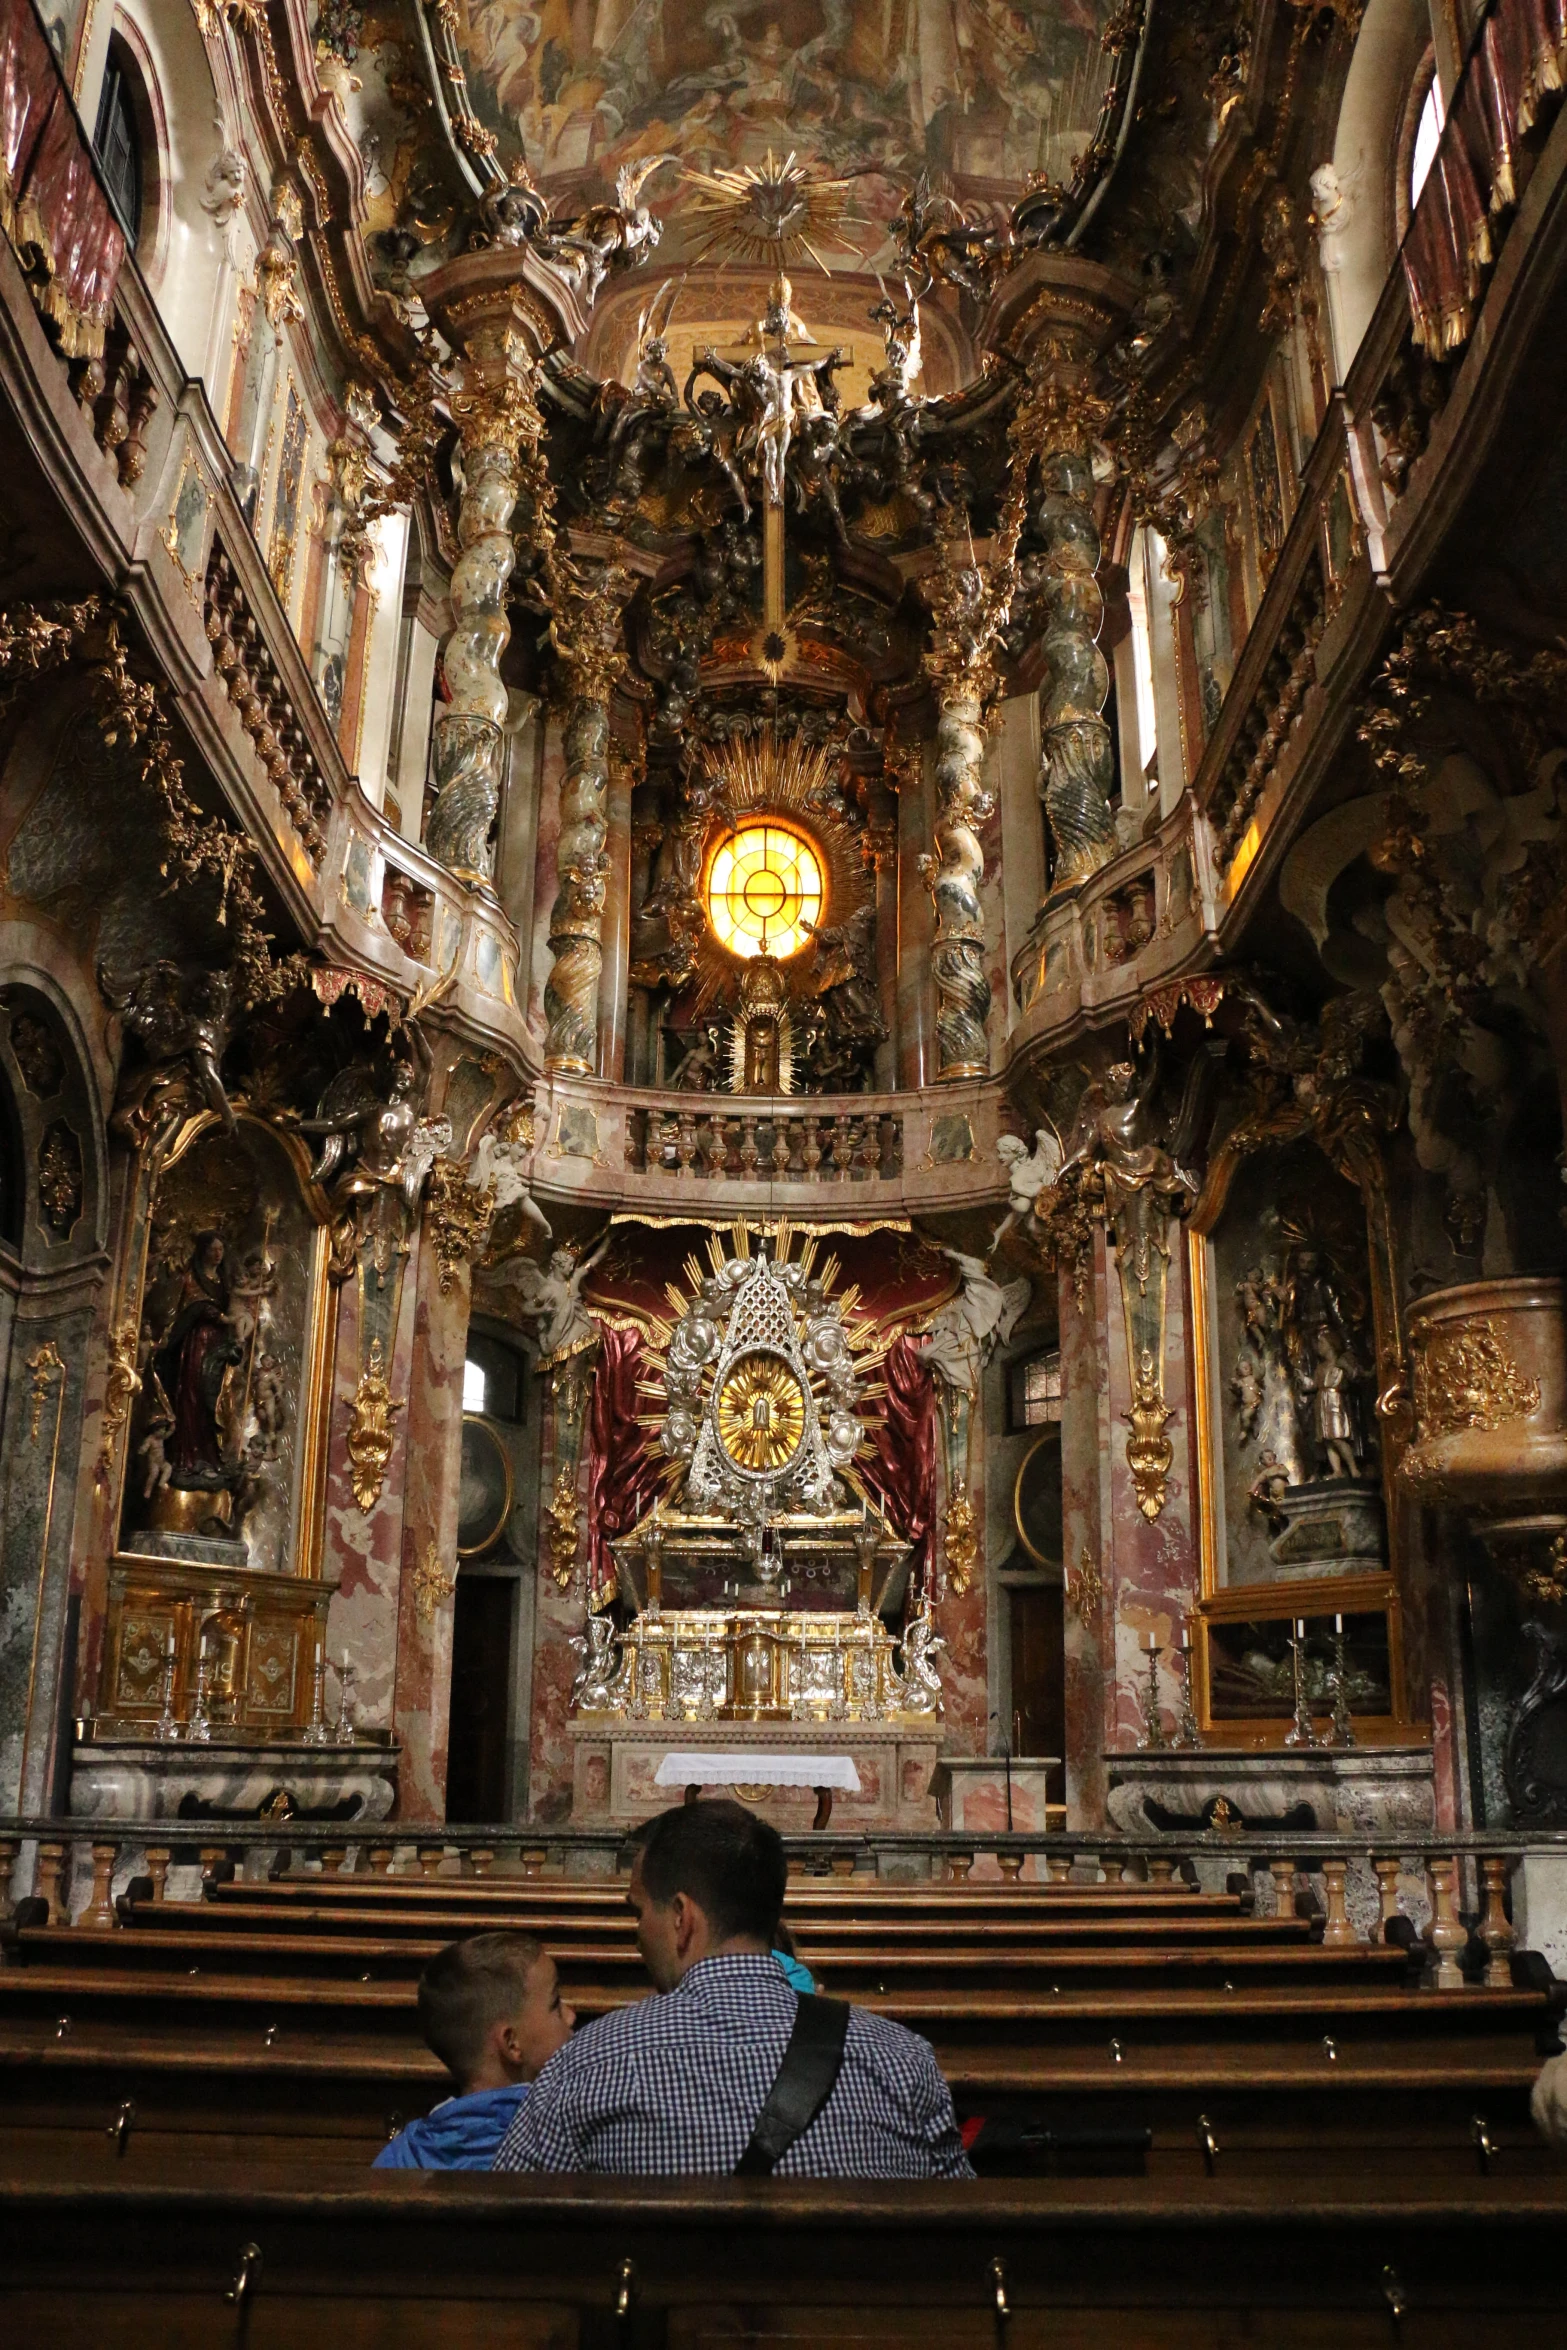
3;1840;1566;2341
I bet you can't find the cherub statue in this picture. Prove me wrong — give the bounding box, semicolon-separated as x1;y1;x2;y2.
570;1607;622;1710
496;1231;612;1361
915;1244;1031;1397
101;958;237;1135
989;1125;1065;1254
468;1120;553;1245
137;1402;176;1499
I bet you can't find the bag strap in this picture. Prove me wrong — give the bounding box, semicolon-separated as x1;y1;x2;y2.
734;1993;850;2177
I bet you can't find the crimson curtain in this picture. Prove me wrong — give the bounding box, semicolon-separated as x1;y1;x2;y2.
858;1333;938;1589
1403;0;1567;354
2;0;125;362
585;1324;663;1607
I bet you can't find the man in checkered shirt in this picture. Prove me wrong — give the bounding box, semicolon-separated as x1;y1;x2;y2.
493;1799;973;2179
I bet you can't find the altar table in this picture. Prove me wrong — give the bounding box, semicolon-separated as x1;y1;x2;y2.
655;1749;863;1828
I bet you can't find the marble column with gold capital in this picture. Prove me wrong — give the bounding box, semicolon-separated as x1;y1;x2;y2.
425;324;542;883
544;564;633;1074
918;526;1017;1082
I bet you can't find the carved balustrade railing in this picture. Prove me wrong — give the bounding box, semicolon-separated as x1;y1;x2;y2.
0;1816;1560;1995
203;543;334;867
532;1074;1009;1218
627;1102;904;1185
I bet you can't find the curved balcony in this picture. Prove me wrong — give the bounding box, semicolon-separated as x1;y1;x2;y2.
530;1074;1011;1223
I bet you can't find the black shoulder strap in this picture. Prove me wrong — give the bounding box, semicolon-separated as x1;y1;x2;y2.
734;1993;851;2177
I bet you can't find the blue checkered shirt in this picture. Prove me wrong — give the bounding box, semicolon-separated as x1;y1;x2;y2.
492;1952;974;2180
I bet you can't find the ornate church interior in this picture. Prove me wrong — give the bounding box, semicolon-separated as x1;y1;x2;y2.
4;0;1567;2329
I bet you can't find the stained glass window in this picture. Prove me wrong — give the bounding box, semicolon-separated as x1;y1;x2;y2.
706;823;824;960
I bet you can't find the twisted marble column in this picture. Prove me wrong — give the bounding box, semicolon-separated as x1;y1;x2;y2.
920;532;1016;1082
544;568;631;1074
426;334;536;884
1037;436;1115;895
925;688;996;1080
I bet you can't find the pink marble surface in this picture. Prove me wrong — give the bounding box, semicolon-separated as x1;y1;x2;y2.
1060;1241;1108;1827
1104;1228;1201;1754
389;1229;468;1821
526;1376;587;1822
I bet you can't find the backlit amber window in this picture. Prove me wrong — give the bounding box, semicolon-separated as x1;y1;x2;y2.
706;823;824;960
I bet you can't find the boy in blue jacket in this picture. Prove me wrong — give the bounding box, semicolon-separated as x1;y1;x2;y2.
376;1930;575;2170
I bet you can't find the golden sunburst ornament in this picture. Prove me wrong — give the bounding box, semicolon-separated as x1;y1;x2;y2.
682;149;863;275
717;1350;806;1473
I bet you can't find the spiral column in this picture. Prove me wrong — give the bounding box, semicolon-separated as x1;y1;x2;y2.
544;567;632;1074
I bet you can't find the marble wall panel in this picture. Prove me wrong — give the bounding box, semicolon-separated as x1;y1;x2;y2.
390;1231;469;1822
1104;1224;1201;1752
1061;1241;1108;1827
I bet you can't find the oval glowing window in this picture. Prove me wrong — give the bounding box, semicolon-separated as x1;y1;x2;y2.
706;823;824;960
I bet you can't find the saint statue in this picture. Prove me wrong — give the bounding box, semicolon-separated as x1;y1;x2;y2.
149;1230;245;1492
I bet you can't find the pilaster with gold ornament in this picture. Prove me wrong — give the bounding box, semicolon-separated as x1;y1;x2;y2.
918;512;1019;1081
543;556;635;1073
544;1334;599;1588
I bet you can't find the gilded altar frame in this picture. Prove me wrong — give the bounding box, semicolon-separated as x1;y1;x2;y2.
1185;1101;1423;1746
92;1106;341;1736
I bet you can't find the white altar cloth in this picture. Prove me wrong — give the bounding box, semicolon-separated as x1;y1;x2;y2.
654;1752;863;1792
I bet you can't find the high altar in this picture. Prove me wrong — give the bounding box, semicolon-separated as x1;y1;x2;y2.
562;1228;949;1829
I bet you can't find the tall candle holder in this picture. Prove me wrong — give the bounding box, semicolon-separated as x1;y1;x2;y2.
1137;1631;1167;1751
154;1632;181;1742
187;1643;213;1743
333;1653;358;1747
1328;1613;1357;1750
1283;1617;1321;1750
301;1643;330;1746
1171;1626;1203;1750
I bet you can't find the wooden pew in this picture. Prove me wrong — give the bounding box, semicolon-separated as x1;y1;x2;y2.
4;2165;1567;2345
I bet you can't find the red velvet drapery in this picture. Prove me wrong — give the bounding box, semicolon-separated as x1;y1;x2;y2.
1;0;125;362
1403;0;1567;354
857;1332;938;1591
584;1324;663;1607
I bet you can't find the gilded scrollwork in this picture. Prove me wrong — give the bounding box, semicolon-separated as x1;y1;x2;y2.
344;1338;403;1514
1410;1321;1542;1442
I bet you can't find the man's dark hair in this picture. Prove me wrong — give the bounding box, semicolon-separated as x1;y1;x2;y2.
635;1799;787;1944
416;1931;544;2085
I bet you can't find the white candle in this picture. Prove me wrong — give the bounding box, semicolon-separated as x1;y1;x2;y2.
1334;1615;1344;1635
1294;1619;1306;1639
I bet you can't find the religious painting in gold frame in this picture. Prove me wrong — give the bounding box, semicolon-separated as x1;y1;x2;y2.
1185;1116;1423;1747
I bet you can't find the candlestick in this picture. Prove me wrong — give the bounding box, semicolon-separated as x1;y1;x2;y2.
187;1642;213;1744
333;1657;358;1746
1171;1624;1203;1750
301;1643;330;1746
154;1631;181;1743
1283;1618;1320;1749
1137;1634;1167;1751
1328;1616;1357;1750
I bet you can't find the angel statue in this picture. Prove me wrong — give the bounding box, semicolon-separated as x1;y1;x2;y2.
896;1602;945;1716
916;1244;1031;1398
100;958;236;1138
990;1126;1065;1254
541;156;673;306
467;1119;553;1247
497;1230;612;1363
298;992;450;1219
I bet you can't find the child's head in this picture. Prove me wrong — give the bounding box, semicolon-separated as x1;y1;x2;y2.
416;1932;575;2094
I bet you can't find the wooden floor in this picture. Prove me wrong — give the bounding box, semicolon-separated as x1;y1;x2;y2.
2;1860;1565;2341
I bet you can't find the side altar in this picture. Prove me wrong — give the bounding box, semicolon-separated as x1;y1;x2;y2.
563;1232;947;1828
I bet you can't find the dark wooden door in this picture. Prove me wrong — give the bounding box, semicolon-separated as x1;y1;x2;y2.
445;1573;515;1823
1010;1582;1065;1783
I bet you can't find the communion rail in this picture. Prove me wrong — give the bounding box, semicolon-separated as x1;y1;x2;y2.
3;1819;1565;1985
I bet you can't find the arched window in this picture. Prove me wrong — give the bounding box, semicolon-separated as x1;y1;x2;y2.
1409;72;1445;208
93;50;143;248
